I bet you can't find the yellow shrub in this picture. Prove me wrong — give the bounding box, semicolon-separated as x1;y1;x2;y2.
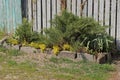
29;42;39;49
22;40;28;46
53;45;60;55
7;38;18;45
39;44;46;52
63;44;71;51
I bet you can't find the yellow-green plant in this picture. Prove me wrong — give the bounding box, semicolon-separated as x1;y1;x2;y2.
63;44;71;51
53;45;60;55
29;42;39;49
7;38;18;45
22;40;28;46
39;44;46;52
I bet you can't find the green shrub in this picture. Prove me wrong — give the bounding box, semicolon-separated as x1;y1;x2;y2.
51;10;79;33
66;17;114;53
15;18;42;43
15;18;32;43
45;28;64;46
29;31;41;42
46;11;114;53
45;11;79;46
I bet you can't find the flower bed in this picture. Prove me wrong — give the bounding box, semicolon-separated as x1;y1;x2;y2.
0;40;111;64
1;11;115;64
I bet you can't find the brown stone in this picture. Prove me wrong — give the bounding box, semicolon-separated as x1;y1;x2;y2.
58;51;76;59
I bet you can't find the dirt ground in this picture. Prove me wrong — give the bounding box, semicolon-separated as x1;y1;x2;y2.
1;44;120;80
19;47;120;80
109;55;120;80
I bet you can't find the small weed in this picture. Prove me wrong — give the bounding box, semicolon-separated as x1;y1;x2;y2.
0;46;6;52
49;57;58;63
59;58;74;63
0;56;5;62
18;61;37;72
8;49;22;56
54;74;74;80
50;57;74;63
7;60;17;66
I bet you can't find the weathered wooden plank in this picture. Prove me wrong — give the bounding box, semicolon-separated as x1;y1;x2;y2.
94;0;99;21
6;0;10;32
32;0;37;31
72;0;76;15
47;0;51;28
67;0;71;12
77;0;81;17
28;0;32;21
82;0;87;17
105;0;110;33
99;0;104;25
111;0;116;38
117;0;120;48
37;0;42;32
0;0;21;33
1;0;4;28
88;0;92;17
57;0;61;15
14;0;18;31
52;0;57;19
3;0;7;30
4;0;7;30
11;0;14;32
42;0;47;29
15;0;22;31
0;0;2;27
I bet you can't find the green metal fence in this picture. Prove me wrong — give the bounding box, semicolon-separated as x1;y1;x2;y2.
0;0;22;33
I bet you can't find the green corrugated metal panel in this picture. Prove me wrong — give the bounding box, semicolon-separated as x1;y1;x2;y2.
0;0;22;33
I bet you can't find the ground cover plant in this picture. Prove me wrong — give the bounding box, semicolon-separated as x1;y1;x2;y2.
0;46;115;80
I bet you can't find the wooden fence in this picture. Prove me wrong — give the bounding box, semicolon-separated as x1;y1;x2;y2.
23;0;120;48
0;0;22;33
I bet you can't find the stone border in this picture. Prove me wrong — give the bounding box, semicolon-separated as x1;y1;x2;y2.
1;41;112;64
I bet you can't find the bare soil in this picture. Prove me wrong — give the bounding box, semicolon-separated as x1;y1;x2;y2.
109;55;120;80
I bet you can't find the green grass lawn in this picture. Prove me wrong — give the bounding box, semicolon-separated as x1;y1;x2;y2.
0;46;115;80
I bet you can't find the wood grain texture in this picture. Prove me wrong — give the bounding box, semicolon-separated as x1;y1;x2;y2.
111;0;116;38
94;0;99;21
88;0;93;17
117;0;120;48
